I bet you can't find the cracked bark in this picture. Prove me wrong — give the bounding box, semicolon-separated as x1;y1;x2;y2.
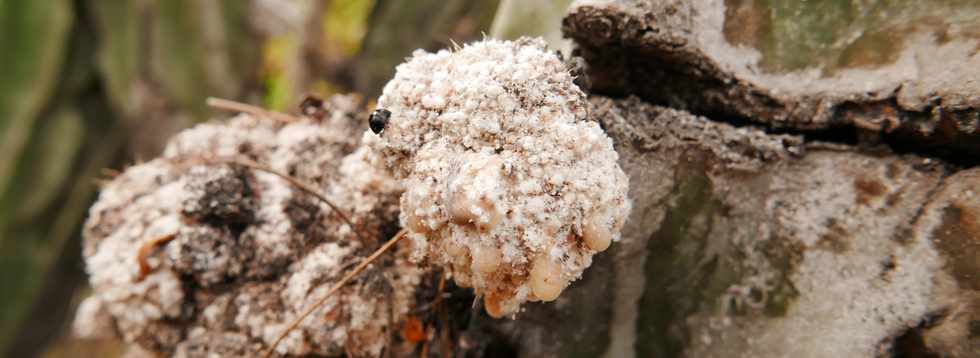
499;1;980;356
490;95;977;357
563;0;980;161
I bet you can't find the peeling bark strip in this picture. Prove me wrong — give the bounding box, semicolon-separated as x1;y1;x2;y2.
563;0;980;159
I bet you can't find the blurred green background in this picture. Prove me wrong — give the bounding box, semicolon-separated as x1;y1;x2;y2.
0;0;578;356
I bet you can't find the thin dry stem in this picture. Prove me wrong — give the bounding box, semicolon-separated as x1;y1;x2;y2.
433;272;447;310
263;230;409;358
100;167;121;178
206;97;298;123
92;178;113;189
435;272;451;358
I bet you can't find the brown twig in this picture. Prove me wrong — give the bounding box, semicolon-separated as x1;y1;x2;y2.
433;272;447;310
220;157;361;242
100;167;122;178
263;230;409;358
413;272;449;357
439;310;452;358
206;97;298;123
91;178;113;188
435;272;452;358
409;272;449;315
135;234;177;282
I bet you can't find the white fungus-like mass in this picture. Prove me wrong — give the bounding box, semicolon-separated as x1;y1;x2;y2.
79;38;633;356
78;96;422;357
369;38;631;317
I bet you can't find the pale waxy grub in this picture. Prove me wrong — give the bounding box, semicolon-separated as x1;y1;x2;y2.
582;216;613;252
529;255;567;302
472;244;503;274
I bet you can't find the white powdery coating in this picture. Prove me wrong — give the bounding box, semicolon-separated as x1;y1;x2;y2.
79;98;422;357
73;296;114;339
83;163;188;347
370;38;631;316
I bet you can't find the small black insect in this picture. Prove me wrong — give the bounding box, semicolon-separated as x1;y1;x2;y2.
369;108;391;134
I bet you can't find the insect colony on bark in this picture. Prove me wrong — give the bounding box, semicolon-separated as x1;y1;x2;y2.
77;38;630;357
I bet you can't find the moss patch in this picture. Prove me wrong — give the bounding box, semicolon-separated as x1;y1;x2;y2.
634;171;732;357
634;162;808;355
723;0;980;75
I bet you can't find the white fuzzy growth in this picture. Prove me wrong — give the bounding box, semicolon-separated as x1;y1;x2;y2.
72;296;114;340
79;97;422;356
371;38;631;315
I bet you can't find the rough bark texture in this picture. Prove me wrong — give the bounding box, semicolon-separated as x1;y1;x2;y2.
507;1;980;356
563;0;980;160
485;95;978;357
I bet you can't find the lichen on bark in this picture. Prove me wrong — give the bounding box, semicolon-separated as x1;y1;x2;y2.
581;96;970;358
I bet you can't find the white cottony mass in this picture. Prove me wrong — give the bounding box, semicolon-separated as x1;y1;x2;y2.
370;37;631;317
77;38;632;357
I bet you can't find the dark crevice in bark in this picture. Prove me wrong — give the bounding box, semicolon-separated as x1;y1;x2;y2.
588;85;977;168
565;5;980;169
885;310;949;358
